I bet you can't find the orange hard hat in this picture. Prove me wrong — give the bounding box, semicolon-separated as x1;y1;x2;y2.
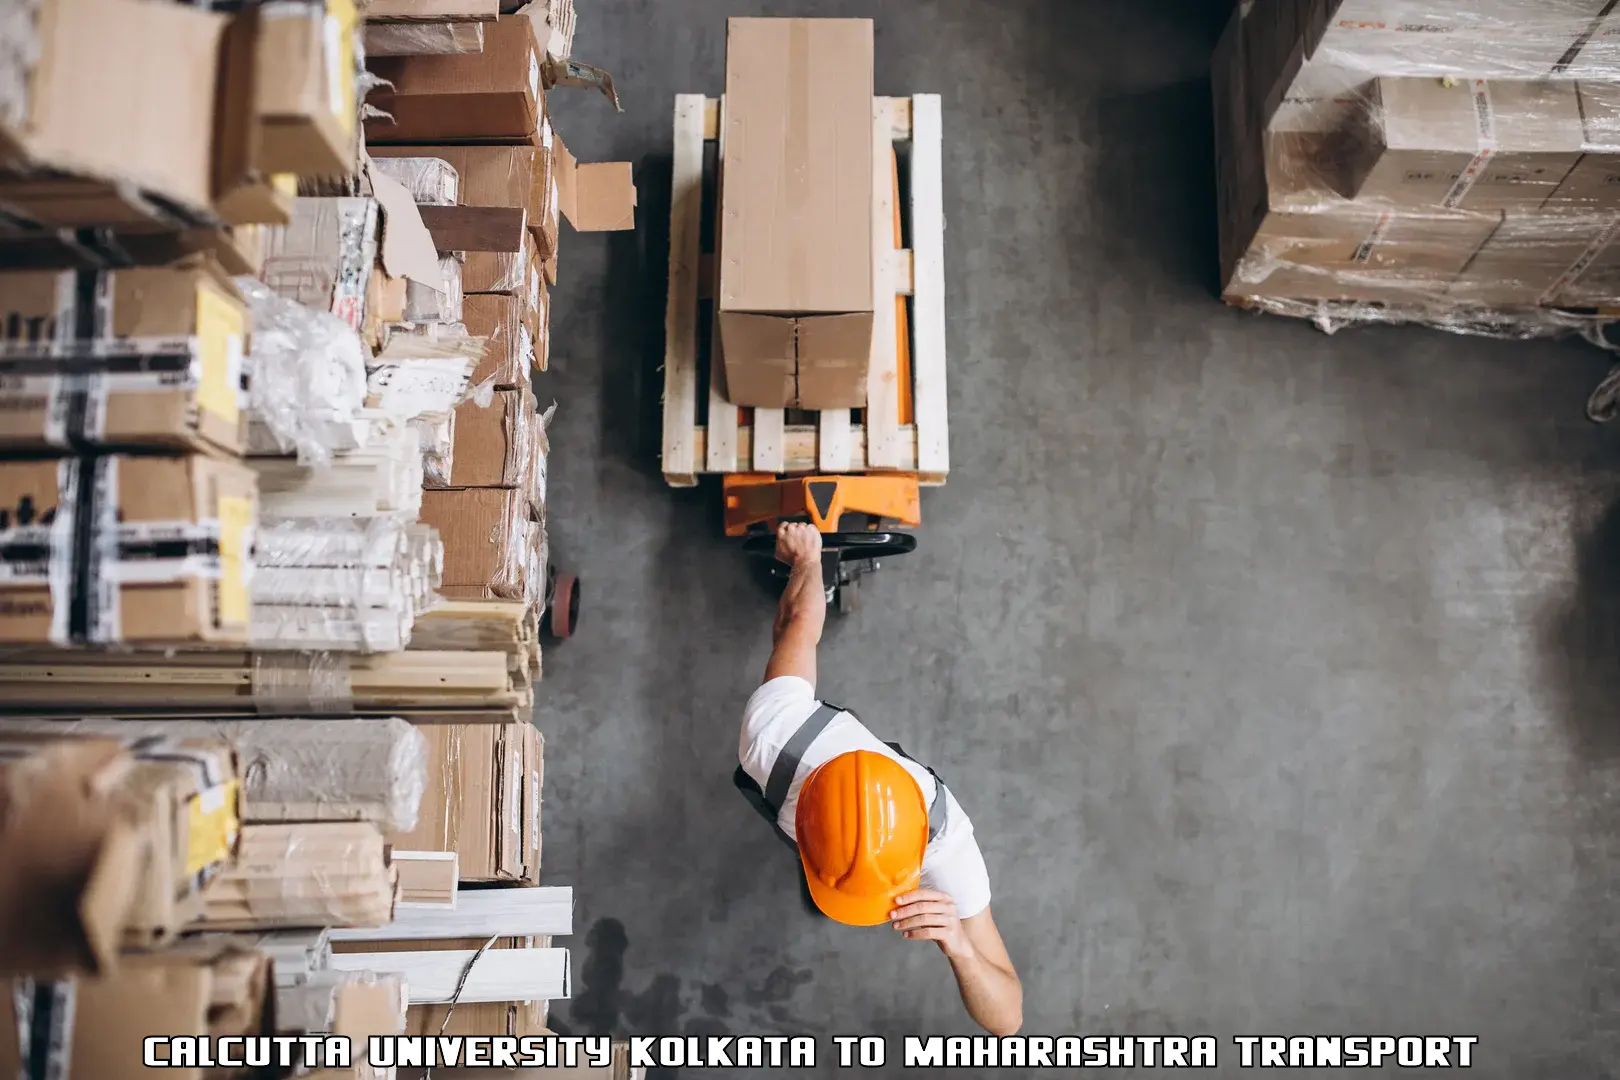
795;749;929;926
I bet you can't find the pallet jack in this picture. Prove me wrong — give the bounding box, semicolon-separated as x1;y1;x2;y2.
720;148;922;614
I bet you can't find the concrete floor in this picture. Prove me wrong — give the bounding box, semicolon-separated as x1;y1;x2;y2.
536;2;1620;1075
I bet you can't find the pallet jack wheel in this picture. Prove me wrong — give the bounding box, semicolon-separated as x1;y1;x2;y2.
543;569;580;640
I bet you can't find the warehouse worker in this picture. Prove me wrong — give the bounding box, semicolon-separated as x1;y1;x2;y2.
734;523;1023;1037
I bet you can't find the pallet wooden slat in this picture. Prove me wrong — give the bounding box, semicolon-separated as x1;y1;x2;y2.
818;409;852;472
864;95;903;471
662;94;707;486
910;94;951;479
706;94;740;476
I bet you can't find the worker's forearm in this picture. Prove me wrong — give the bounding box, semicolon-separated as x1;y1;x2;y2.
773;561;826;646
949;950;1023;1037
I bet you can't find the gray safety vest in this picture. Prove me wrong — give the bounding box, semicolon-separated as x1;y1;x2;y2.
733;701;950;849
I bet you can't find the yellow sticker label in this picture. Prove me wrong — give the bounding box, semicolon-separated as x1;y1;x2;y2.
195;286;243;428
217;495;252;627
187;780;240;877
271;173;299;198
326;0;358;136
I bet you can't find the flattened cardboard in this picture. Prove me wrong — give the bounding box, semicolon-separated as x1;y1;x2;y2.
369;158;445;289
366;18;544;144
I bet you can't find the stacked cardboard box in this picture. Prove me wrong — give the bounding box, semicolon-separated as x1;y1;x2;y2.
0;0;362;261
1215;0;1620;334
0;261;259;647
363;14;629;613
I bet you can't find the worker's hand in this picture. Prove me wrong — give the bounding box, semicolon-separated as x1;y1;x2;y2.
775;522;823;570
890;889;975;962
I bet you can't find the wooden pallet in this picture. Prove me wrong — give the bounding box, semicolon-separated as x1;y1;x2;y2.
661;94;949;487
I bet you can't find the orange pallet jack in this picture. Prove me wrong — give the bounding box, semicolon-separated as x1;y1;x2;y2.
720;151;921;614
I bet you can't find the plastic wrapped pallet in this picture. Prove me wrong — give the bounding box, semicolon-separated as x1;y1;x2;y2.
0;717;428;833
1214;0;1620;340
192;821;396;932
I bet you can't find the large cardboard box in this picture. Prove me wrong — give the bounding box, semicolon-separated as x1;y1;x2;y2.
1225;205;1501;306
254;0;361;177
386;722;531;881
366;18;545;144
1350;78;1586;212
463;292;533;387
0;454;256;646
1450;211;1617;307
718;18;874;410
0;0;225;222
0;260;247;456
419;485;531;600
0;734;242;975
1547;82;1620;209
439;389;534;487
0;940;275;1080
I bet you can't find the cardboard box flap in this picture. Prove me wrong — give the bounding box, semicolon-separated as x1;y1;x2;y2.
368;157;444;288
554;136;635;232
541;56;621;112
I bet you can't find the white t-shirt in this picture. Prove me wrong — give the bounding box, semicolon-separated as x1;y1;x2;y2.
738;676;993;919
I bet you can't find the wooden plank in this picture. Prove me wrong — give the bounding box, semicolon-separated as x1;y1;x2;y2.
393;852;458;909
705;95;739;474
892;249;915;296
818;409;852;472
695;424;920;474
662;94;706;486
416;205;528;253
864;96;903;470
703;96;720;140
329;887;573;942
909;95;950;480
752;408;785;472
328;948;571;1005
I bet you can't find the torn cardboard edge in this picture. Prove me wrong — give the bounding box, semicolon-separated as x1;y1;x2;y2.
542;56;621;112
553;136;636;232
365;155;444;289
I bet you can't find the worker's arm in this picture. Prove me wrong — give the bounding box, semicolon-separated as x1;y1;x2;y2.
890;891;1023;1036
764;523;826;687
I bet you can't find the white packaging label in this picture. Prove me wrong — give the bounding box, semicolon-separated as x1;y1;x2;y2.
529;52;541;100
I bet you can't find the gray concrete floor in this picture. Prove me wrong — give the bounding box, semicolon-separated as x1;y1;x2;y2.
536;2;1620;1075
